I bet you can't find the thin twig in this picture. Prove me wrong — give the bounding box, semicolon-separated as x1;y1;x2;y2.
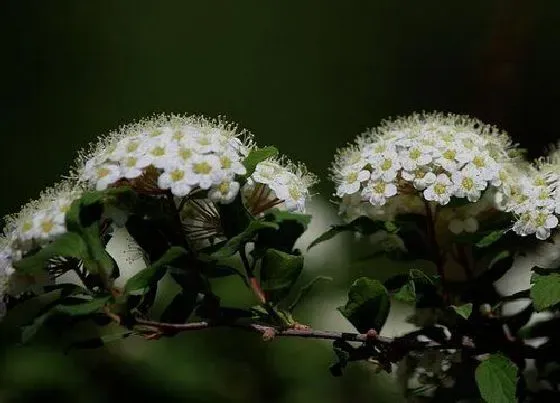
133;318;471;353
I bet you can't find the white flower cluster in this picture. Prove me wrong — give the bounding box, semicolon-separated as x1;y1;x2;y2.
2;181;83;259
245;158;317;213
332;112;517;210
0;181;81;300
76;115;251;204
330;112;560;239
494;162;559;240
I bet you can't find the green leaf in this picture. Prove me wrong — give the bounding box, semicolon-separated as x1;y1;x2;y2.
475;353;518;403
476;230;505;248
21;311;54;344
13;233;87;274
211;220;278;259
260;249;304;304
159;291;198;324
55;296;111;316
288;275;332;312
451;303;473;319
393;281;416;304
242;146;279;176
264;209;312;227
255;209;311;254
530;272;560;311
338;277;390;333
125;246;189;294
308;217;386;250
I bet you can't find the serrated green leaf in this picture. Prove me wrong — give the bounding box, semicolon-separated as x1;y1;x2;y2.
211;220;278;259
530;272;560;311
451;303;473;319
476;230;505;248
308;217;386;250
125;246;189;294
260;249;304;304
13;233;87;274
338;277;390;333
394;281;416;304
242;146;279;176
55;295;111;316
475;353;518;403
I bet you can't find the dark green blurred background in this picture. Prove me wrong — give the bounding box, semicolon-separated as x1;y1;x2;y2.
1;1;559;402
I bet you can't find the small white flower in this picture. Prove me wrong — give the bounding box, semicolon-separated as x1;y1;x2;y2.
371;151;401;182
252;161;281;186
401;169;436;191
32;211;66;241
424;174;455;205
277;179;308;212
120;155;152;179
158;164;193;196
218;151;246;177
336;168;370;196
142;138;177;169
191;129;224;154
362;180;397;206
452;168;487;202
434;146;462;173
399;145;432;171
92;164;121;191
109;136;144;161
185;154;224;189
465;152;500;182
208;181;240;204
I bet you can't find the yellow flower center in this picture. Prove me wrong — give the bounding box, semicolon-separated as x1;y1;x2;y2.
125;156;137;167
149;129;163;137
535;177;547;186
288;185;302;200
151;146;165;157
473;155;485;168
536;213;547;227
539;189;550;200
41;219;54;234
374;144;386;153
180;147;192;160
97;167;111;178
346;172;358;183
219;182;230;194
197;137;211;146
172;130;184;141
193;162;212;175
434;183;446;195
409;148;421;160
170;169;185;182
443;149;456;160
22;221;33;232
374;182;386;193
126;142;139;153
381;159;392;171
220;156;232;169
462;177;474;190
